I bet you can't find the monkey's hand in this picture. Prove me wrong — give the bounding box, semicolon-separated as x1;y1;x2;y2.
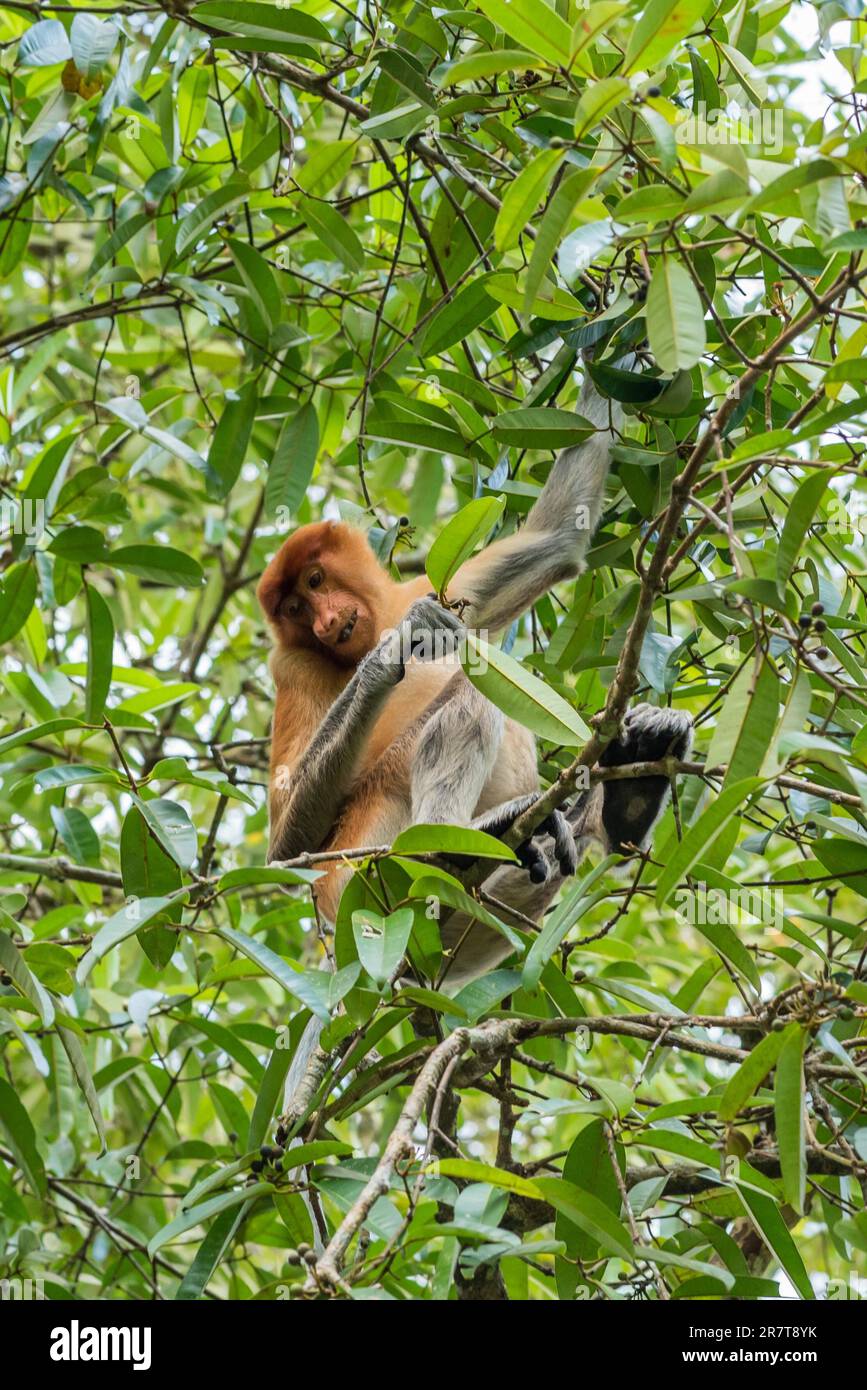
376;596;465;680
472;793;578;884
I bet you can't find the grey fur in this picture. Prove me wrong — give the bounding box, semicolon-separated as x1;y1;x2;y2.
461;371;623;632
269;597;463;861
411;678;504;825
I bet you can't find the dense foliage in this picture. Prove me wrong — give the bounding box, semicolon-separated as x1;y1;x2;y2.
2;0;867;1302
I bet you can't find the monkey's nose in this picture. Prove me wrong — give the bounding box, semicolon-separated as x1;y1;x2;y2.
314;610;343;643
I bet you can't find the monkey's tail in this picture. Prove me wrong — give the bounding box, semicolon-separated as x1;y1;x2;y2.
278;1013;328;1252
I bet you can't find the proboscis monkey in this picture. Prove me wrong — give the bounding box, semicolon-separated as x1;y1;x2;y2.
257;368;692;1121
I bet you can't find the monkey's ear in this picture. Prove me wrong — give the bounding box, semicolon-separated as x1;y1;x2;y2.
257;521;335;621
258;545;297;619
257;565;285;620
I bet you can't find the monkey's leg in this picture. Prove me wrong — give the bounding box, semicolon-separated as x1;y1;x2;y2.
438;794;602;992
441;707;693;990
410;675;505;826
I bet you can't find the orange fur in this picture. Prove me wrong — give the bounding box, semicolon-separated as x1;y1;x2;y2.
258;522;537;920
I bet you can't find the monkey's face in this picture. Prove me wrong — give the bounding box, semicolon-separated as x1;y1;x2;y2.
281;562;376;665
258;521;390;666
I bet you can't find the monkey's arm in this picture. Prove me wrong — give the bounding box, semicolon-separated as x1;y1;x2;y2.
268;660;394;863
447;372;622;631
268;598;463;862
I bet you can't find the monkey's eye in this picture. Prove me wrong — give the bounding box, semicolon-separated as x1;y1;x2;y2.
307;569;324;590
283;595;302;618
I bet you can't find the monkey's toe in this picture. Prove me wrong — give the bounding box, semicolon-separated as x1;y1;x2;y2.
516;839;550;884
602;704;693;766
537;809;577;876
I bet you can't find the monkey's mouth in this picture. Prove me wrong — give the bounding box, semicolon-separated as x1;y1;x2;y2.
337;612;357;645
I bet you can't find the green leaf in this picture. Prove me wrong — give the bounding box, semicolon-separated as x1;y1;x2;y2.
487;271;584;321
207;381;257;500
776;471;828;593
49;526;109;563
692;916;761;991
408;875;524;954
216;866;318;890
217;927;360;1020
87;210;150;282
295;140;355;196
57;1026;107;1153
534;1176;634;1260
812;839;867;900
624;0;709;72
77;894;185;983
50;805;100;867
148;1182;272;1256
133;795;198;869
228;238;281;332
282;962;362;1023
84;583;113;723
264;402;319;520
419;278;497;357
175;179;250;258
523;861;615;989
174;1206;250;1300
463;632;591;747
775;1026;807;1214
427;1158;540;1197
427;495;505;594
377;49;436;110
351;908;414;986
646;257;706;372
191;2;331;49
440;49;542;88
637;1128;725;1171
247;1046;293;1150
475;0;573;66
0;1077;46;1197
494;148;563;253
364;417;472;458
298;196;365;271
19;19;71;68
492;407;594;450
555;1120;623;1294
35;764;120;791
120;805;183;928
70;14;118;77
719;41;768;106
0;563;37;644
102;398;212;481
735;1186;813;1299
216;925;304;994
705;656;780;793
273;1191;314;1247
0;911;55;1025
109;545;204;587
719;1025;792;1123
655;777;766;908
523;168;597;318
573;77;630;141
178;64;210;146
559;219;616;280
392;825;517;860
0;720;85;756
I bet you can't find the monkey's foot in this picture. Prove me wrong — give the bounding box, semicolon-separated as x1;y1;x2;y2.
474;794;578;885
599;703;693;768
598;704;693;855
